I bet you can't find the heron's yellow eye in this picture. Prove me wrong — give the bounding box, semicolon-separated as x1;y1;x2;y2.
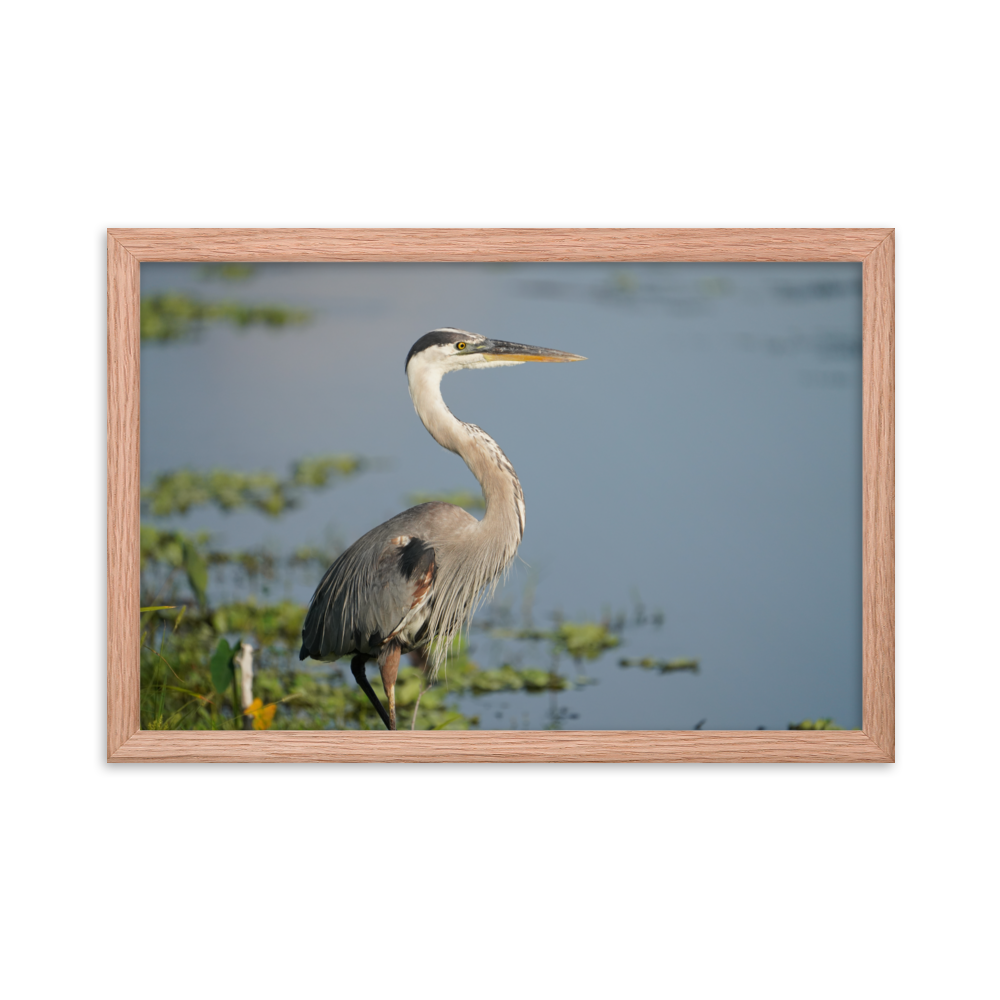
457;342;466;351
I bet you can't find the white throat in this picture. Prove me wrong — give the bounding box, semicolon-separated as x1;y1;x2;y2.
406;353;526;539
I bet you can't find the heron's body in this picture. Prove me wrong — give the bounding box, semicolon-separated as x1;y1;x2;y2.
299;327;583;729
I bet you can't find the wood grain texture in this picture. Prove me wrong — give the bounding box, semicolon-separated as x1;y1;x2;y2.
108;228;891;263
107;228;895;763
862;232;895;759
109;729;890;763
107;235;141;757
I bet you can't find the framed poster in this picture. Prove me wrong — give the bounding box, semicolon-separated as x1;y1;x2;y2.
108;229;894;762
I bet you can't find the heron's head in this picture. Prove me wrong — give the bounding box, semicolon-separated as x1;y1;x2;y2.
405;328;585;379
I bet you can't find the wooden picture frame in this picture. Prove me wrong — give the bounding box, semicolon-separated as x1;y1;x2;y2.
108;228;894;762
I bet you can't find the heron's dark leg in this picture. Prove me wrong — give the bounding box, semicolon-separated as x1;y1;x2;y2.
379;643;401;731
351;655;391;730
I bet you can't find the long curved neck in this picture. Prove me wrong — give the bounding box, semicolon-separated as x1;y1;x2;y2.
408;364;525;541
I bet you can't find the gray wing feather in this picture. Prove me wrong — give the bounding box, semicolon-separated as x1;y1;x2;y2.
300;507;440;661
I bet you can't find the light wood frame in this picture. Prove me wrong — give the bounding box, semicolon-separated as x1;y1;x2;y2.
108;228;894;763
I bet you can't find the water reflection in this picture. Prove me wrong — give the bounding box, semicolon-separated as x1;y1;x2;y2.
517;265;860;317
736;330;861;359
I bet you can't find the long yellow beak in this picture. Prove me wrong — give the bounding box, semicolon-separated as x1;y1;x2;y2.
479;339;586;363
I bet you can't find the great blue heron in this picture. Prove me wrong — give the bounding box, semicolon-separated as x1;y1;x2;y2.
299;327;585;730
